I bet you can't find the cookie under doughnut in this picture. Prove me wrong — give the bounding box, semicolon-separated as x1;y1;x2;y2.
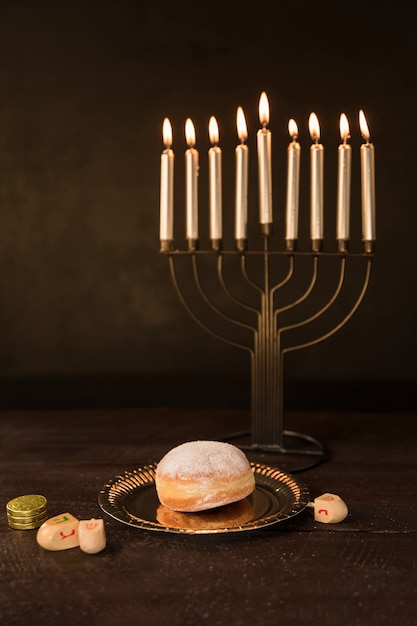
155;440;255;512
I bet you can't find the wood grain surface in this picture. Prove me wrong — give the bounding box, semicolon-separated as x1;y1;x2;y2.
0;409;416;625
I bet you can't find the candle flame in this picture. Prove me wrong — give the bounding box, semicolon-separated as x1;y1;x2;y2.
259;92;270;126
209;116;219;145
162;117;172;148
288;119;298;139
359;110;370;140
309;112;320;141
339;113;350;142
185;118;196;147
236;107;248;142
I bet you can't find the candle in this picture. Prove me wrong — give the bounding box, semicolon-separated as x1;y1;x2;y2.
309;112;324;251
336;113;352;252
235;106;249;249
208;115;222;248
257;92;273;233
359;109;376;251
285;119;301;250
185;118;199;249
159;117;174;250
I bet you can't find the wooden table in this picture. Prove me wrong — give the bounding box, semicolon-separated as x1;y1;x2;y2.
0;408;416;625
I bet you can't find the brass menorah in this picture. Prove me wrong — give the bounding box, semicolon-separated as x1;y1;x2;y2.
159;94;375;468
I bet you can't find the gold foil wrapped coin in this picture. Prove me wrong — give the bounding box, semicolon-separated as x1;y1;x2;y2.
8;514;48;530
6;494;47;515
7;509;48;524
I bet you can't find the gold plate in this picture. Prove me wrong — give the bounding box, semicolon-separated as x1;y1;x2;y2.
98;462;310;534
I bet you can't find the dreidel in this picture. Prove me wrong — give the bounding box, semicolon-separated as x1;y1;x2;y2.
308;493;348;523
79;518;106;554
36;513;80;551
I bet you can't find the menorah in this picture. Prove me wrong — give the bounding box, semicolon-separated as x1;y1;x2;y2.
159;94;375;468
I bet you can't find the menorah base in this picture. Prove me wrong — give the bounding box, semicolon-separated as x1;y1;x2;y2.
221;429;325;473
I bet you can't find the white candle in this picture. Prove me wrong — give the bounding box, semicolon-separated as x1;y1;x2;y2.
257;92;273;231
185;118;199;245
359;110;376;244
208;115;222;244
309;112;324;248
159;118;174;245
336;113;352;247
285;119;301;246
235;106;249;246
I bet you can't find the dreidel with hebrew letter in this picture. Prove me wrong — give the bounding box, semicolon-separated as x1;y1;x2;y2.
36;513;80;551
309;493;348;523
79;518;106;554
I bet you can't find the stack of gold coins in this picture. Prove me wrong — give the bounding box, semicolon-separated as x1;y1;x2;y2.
6;494;48;530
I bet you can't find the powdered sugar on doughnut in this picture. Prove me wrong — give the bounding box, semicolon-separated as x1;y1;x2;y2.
156;440;251;482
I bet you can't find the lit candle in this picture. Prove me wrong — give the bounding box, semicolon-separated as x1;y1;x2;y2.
159;117;174;250
285;119;301;250
185;118;199;249
257;92;273;234
336;113;352;252
359;109;376;252
235;106;249;250
309;112;324;251
208;115;222;249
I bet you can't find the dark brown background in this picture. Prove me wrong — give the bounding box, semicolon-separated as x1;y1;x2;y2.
0;1;415;411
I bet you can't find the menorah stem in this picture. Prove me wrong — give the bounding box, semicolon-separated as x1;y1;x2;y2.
250;236;285;449
251;293;285;449
250;253;321;450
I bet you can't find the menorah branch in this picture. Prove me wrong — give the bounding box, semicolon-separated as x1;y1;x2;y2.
168;255;254;356
281;256;372;356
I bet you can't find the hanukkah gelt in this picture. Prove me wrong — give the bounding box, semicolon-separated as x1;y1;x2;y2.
6;494;48;530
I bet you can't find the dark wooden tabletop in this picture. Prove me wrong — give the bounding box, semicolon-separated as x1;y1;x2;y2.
0;408;416;626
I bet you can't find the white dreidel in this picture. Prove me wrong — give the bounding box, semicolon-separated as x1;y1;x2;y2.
78;518;106;554
36;513;80;550
307;493;348;523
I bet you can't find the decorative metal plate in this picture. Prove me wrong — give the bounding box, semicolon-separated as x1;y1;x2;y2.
98;462;310;534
